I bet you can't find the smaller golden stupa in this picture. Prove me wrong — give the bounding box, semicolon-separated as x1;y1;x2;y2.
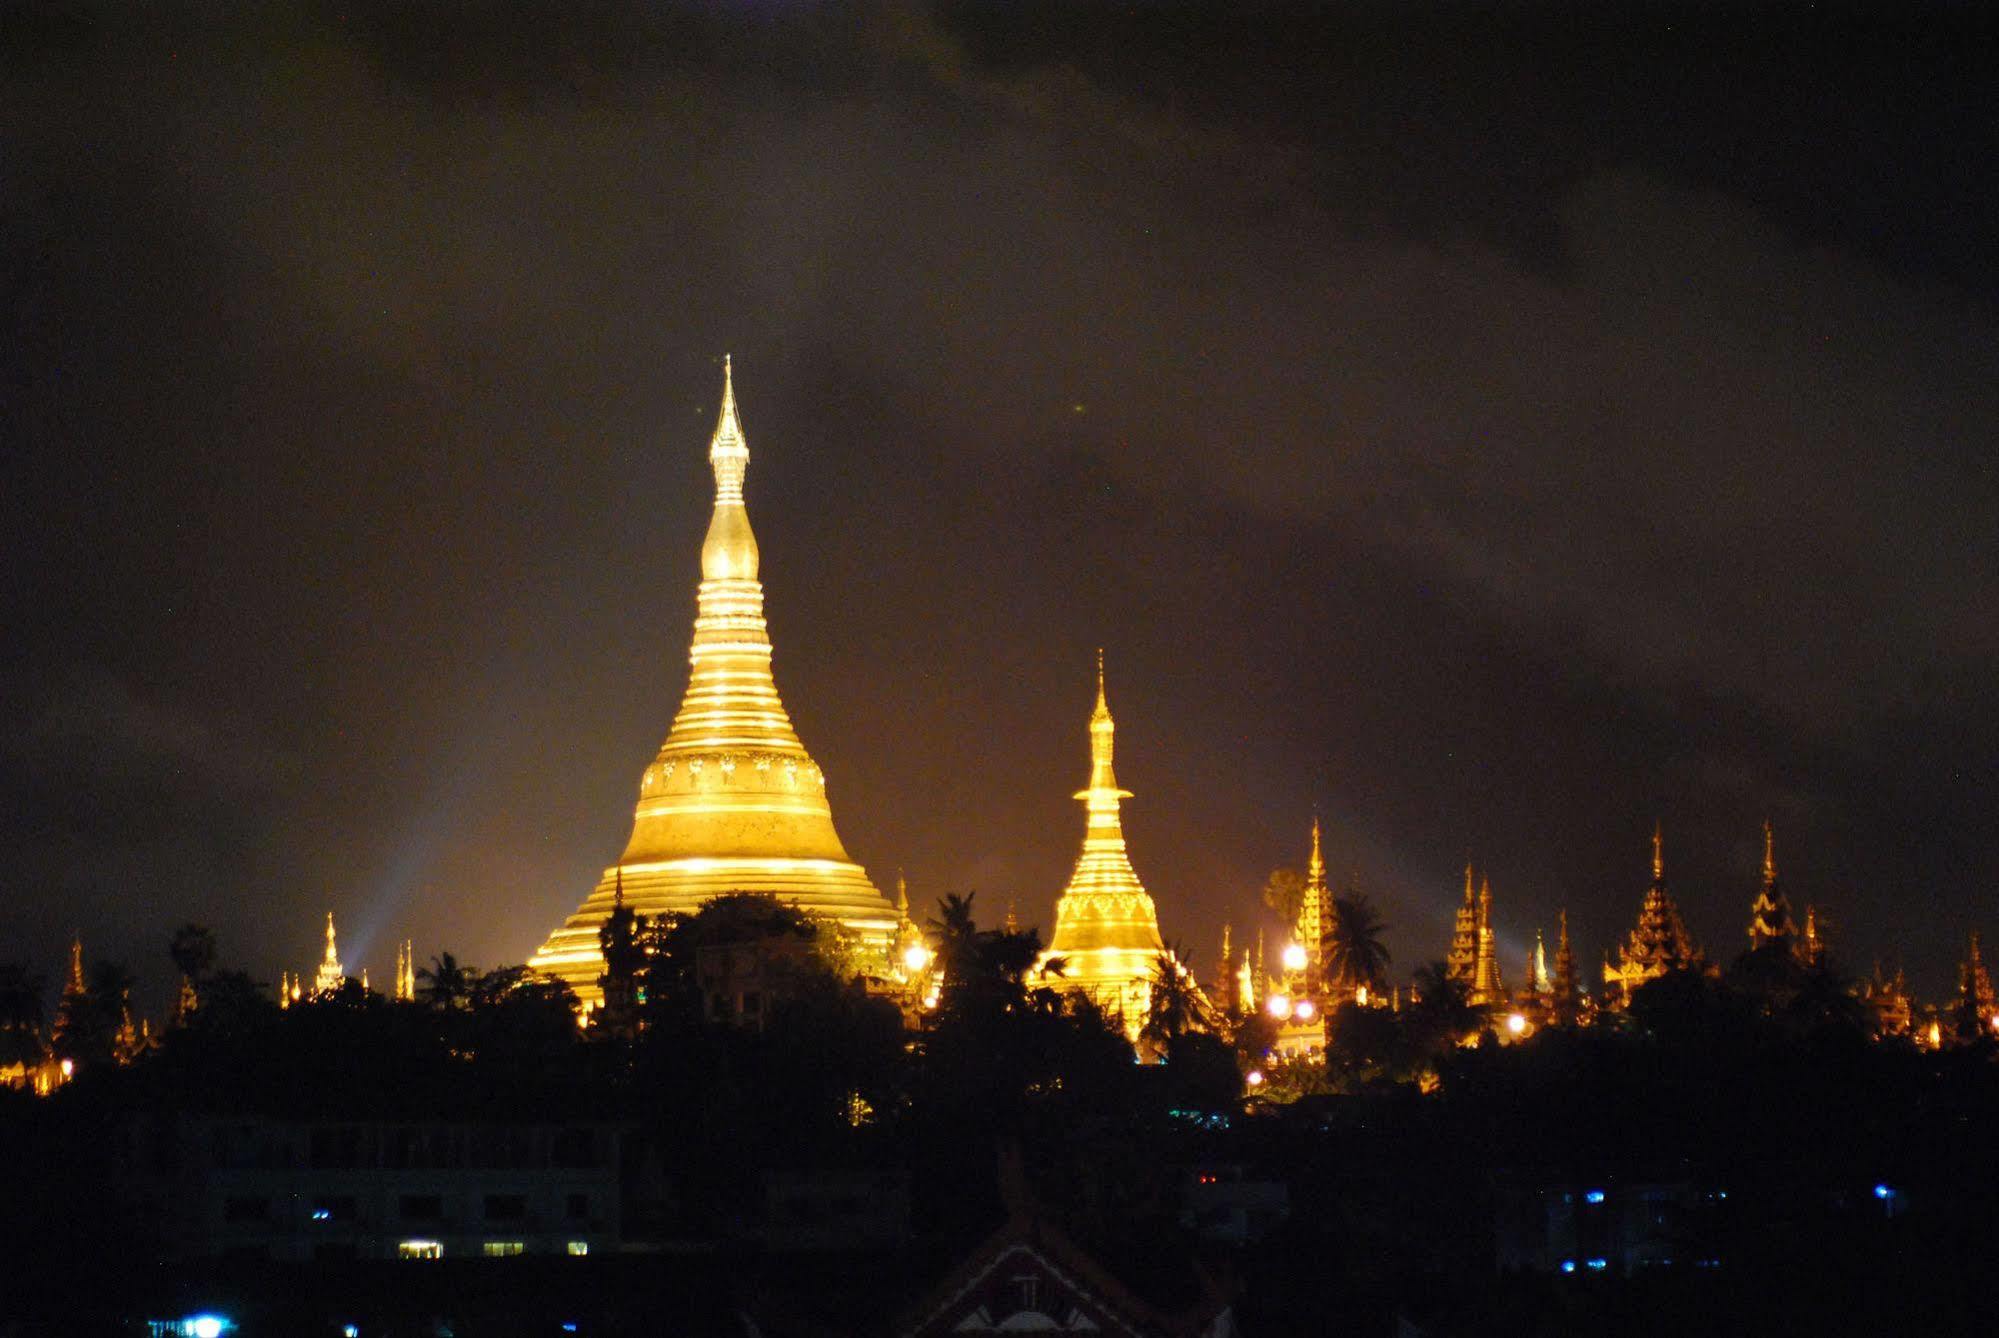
1038;654;1168;1033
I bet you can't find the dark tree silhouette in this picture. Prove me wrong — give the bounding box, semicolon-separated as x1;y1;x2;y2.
417;952;476;1011
1141;944;1211;1052
1261;867;1306;928
1406;961;1479;1057
0;963;46;1068
1322;890;1391;996
168;924;217;983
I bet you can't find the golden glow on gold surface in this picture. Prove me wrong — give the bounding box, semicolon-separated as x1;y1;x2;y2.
1281;942;1307;973
530;361;898;1001
1036;656;1170;1033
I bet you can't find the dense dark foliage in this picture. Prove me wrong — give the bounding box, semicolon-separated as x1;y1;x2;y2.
3;915;1998;1335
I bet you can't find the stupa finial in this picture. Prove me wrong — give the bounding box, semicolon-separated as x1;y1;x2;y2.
1652;821;1664;881
701;355;758;580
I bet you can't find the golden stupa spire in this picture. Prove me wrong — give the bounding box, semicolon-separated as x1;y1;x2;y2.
1652;821;1665;881
1039;653;1169;1037
532;360;897;1001
1294;813;1329;981
1762;818;1776;883
314;912;345;997
63;934;85;998
1473;876;1504;1004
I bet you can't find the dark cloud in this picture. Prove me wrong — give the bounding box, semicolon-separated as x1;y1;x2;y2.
3;2;1994;1008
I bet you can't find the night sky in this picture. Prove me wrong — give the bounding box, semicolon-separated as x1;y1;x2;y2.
5;3;1996;1010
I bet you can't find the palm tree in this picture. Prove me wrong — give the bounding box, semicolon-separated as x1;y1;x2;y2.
1322;890;1391;997
417;952;475;1010
1142;944;1211;1049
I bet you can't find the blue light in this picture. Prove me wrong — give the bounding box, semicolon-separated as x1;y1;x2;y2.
311;1208;332;1221
1559;1260;1576;1274
562;1326;578;1334
184;1318;227;1338
344;1327;359;1338
1586;1258;1608;1271
1873;1183;1893;1200
1585;1190;1606;1204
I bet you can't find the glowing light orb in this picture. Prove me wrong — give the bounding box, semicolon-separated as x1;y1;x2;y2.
902;944;933;973
1265;993;1292;1020
1280;943;1307;972
1293;999;1317;1021
1245;1069;1264;1087
1506;1012;1528;1036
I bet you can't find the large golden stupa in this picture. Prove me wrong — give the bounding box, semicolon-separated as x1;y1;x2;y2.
1038;656;1168;1030
530;359;899;1001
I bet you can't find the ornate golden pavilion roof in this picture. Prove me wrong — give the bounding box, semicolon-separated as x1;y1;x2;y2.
1039;655;1167;1028
531;360;897;1001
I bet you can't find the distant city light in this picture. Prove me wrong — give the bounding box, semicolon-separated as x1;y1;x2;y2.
311;1209;331;1221
1586;1258;1608;1271
1585;1190;1606;1204
1281;943;1307;972
1559;1260;1576;1274
1873;1183;1893;1200
343;1327;359;1338
184;1318;227;1338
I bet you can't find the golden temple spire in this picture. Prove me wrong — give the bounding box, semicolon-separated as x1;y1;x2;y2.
63;935;85;998
1652;821;1664;881
1473;876;1504;1004
1762;818;1776;883
1041;653;1168;1038
895;870;910;917
533;360;897;1001
315;912;345;997
1308;816;1325;887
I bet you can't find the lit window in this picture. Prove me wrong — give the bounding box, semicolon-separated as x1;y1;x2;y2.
482;1241;525;1258
566;1240;589;1256
397;1239;443;1260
